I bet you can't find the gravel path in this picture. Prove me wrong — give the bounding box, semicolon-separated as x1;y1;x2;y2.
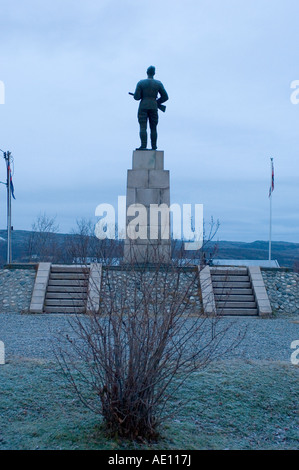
1;313;299;364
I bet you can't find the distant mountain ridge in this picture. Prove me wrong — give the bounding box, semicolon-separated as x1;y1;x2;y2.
0;229;299;268
203;239;299;268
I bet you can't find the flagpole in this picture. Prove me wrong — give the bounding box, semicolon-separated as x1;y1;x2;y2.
4;151;12;264
269;187;272;261
268;157;273;262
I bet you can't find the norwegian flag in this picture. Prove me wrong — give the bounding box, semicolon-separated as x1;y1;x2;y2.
269;158;274;198
8;162;16;199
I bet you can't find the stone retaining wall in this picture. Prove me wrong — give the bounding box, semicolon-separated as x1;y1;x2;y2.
261;268;299;316
0;265;299;316
0;267;36;313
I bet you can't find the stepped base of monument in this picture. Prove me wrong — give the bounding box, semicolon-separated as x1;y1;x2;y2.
125;149;171;264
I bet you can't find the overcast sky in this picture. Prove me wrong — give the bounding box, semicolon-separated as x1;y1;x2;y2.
0;0;299;242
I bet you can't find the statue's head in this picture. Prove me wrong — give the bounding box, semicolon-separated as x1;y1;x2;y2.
147;66;155;77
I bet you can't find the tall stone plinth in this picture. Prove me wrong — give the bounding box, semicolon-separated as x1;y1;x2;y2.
123;150;171;264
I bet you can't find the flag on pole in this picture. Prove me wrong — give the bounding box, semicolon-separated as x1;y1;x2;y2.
269;158;274;197
7;162;16;199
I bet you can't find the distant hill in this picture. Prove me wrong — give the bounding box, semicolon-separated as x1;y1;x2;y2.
0;230;68;266
0;230;299;268
202;240;299;268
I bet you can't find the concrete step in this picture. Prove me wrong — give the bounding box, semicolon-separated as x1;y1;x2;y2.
215;294;255;302
217;308;258;316
46;292;85;300
48;279;88;287
217;301;257;309
214;288;253;295
50;273;88;280
210;267;248;275
47;285;87;293
44;306;86;314
51;265;89;273
45;299;86;307
212;275;250;283
213;282;252;289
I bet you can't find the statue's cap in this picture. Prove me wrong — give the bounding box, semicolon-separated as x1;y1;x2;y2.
147;66;155;76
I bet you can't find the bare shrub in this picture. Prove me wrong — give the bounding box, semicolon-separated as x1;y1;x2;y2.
57;240;243;442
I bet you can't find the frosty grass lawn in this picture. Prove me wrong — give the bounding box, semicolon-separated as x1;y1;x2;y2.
0;358;298;450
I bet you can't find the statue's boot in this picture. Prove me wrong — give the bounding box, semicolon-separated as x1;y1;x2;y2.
137;130;147;150
151;131;157;150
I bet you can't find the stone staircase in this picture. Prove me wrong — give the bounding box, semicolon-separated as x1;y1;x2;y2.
44;265;89;313
29;263;271;317
30;263;102;314
210;267;258;315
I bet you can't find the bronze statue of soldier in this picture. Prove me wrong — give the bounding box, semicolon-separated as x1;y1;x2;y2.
130;66;168;150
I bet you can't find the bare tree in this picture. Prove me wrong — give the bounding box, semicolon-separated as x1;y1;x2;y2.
27;213;61;262
63;218;95;265
171;216;219;265
63;218;123;265
57;240;243;442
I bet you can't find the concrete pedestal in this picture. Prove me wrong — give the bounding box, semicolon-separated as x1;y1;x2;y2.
123;150;171;264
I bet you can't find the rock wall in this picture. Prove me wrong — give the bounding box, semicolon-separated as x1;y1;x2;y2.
0;267;36;313
0;265;299;317
261;268;299;316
